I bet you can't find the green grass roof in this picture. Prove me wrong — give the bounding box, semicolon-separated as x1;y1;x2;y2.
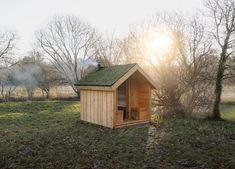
76;63;136;86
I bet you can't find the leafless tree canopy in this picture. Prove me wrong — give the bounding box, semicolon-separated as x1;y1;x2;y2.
95;34;125;66
177;18;216;115
0;68;17;101
22;51;62;99
0;32;15;67
37;15;99;95
205;0;235;50
120;13;216;116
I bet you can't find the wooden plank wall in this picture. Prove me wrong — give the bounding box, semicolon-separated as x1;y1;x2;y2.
80;90;115;128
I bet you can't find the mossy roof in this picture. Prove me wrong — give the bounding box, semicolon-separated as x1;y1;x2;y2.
75;63;136;86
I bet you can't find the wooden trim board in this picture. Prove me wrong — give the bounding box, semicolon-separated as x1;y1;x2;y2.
76;86;114;91
114;119;150;128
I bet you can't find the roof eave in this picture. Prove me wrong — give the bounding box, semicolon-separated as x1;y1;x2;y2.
75;85;114;91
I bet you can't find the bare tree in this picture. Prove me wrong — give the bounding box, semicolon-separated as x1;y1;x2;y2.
37;15;99;96
0;32;15;67
0;69;18;101
205;0;235;119
176;18;216;115
122;13;216;116
95;34;125;66
36;64;62;99
26;50;63;99
15;56;41;100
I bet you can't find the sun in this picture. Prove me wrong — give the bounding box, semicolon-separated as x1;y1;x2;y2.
150;32;172;54
146;31;173;64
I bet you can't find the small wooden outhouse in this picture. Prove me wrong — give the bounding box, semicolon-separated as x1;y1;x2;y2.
75;63;156;128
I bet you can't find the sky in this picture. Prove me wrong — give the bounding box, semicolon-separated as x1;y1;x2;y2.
0;0;204;55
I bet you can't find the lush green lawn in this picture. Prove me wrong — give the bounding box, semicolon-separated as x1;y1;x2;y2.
0;101;235;169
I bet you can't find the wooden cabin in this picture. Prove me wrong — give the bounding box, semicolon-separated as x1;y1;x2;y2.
75;63;156;128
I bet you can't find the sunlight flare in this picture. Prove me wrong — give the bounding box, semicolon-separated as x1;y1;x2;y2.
146;31;173;64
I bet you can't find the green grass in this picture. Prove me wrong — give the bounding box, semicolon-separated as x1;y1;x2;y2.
0;101;235;169
221;104;235;122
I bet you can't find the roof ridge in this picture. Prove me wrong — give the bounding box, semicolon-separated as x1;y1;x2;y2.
107;63;137;68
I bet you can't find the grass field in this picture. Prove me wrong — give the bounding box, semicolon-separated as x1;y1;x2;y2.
221;104;235;122
0;101;235;169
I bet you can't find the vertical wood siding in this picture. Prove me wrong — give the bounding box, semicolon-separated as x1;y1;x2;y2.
80;90;114;128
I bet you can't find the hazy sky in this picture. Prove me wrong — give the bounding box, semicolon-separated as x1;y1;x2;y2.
0;0;204;54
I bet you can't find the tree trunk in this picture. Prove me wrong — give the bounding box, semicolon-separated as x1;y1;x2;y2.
76;90;80;101
71;84;80;100
41;89;45;98
212;50;227;120
212;30;231;120
46;90;50;100
212;63;224;119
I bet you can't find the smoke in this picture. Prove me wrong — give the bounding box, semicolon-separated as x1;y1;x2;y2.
81;59;98;75
54;58;98;84
0;68;13;88
0;64;44;99
1;58;98;89
83;59;98;69
11;64;42;88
